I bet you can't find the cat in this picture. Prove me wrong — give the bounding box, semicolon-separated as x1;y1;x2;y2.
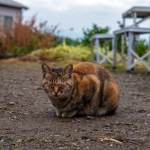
42;62;119;117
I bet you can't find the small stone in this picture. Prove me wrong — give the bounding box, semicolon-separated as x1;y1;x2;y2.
81;136;89;140
8;102;15;105
13;116;17;119
16;139;22;143
34;86;42;90
86;116;94;119
0;139;4;143
59;147;69;150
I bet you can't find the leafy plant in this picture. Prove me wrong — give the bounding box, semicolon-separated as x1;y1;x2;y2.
0;15;57;58
81;24;110;47
135;39;148;57
27;44;91;61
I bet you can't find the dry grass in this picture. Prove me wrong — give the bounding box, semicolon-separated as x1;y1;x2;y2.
0;15;57;58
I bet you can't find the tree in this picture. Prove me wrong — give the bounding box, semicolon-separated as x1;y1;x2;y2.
81;24;110;47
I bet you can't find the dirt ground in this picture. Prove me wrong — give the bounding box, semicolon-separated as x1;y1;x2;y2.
0;61;150;150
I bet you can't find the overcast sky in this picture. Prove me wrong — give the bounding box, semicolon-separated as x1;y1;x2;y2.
15;0;150;39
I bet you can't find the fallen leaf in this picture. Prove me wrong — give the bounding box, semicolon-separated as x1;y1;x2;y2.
96;136;123;145
16;139;22;143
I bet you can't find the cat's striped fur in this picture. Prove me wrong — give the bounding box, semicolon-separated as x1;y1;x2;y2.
42;62;119;117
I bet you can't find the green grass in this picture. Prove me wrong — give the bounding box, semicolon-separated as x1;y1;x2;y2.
102;63;148;74
30;44;91;62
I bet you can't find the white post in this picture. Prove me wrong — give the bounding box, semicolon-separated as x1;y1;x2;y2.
127;32;134;72
148;35;150;73
133;12;137;26
95;39;100;64
121;34;125;65
105;40;108;63
123;18;125;27
113;35;117;69
121;34;124;55
131;34;136;70
90;40;94;62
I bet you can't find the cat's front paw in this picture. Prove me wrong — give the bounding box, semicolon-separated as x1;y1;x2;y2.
61;111;77;118
67;113;74;118
56;111;61;117
61;112;68;117
67;111;77;117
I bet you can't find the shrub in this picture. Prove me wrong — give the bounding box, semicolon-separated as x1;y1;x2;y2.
135;39;148;57
0;15;57;58
28;44;91;61
81;24;110;47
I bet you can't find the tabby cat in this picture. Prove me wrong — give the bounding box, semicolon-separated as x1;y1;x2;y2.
42;62;119;117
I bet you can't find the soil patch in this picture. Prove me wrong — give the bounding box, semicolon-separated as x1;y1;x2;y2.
0;62;150;150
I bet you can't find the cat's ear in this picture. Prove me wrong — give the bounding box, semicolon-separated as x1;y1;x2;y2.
41;63;52;74
63;64;73;76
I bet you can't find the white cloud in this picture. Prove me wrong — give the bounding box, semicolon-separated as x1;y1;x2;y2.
15;0;75;12
14;0;150;38
37;0;73;12
75;0;123;7
15;0;150;13
14;0;128;12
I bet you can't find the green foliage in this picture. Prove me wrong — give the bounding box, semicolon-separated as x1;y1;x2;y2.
30;44;91;61
135;39;148;57
117;21;149;57
81;24;110;47
116;21;126;52
55;36;82;46
117;21;124;29
62;37;81;46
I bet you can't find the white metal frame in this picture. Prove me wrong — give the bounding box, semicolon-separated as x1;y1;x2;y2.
90;34;114;64
113;27;150;72
113;6;150;73
122;6;150;27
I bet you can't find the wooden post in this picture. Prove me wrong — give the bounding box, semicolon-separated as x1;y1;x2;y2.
113;35;117;69
127;32;134;72
105;40;108;63
121;34;125;65
148;36;150;73
121;34;124;56
95;39;100;64
123;18;125;27
133;12;137;26
131;34;136;70
90;40;94;63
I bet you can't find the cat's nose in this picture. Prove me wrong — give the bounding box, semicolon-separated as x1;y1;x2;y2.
53;89;59;96
54;91;58;95
54;92;59;97
54;87;59;95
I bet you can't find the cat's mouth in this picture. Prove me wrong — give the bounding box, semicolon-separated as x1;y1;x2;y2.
54;94;58;97
53;94;60;98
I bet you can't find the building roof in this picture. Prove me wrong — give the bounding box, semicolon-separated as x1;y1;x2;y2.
122;6;150;18
0;0;28;9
